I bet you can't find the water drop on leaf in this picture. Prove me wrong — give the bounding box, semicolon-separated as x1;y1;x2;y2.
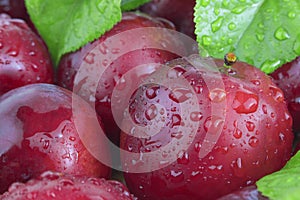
202;35;212;46
211;17;224;32
200;0;210;7
274;27;290;41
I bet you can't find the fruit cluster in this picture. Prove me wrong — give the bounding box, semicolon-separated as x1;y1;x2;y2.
0;0;299;199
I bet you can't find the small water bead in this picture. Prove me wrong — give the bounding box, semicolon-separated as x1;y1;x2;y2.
202;35;212;46
232;91;259;114
274;27;290;41
228;22;236;30
231;6;247;14
256;33;264;41
209;88;226;103
248;136;259;147
200;0;210;7
190;111;203;122
211;17;224;32
288;11;296;19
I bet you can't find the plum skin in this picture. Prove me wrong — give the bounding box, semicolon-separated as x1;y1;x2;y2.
57;12;183;145
0;83;111;194
0;14;53;96
120;56;294;200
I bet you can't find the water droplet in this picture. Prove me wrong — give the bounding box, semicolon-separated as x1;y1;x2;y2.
200;0;210;7
211;17;224;32
246;121;255;132
279;132;285;142
99;43;109;54
29;51;36;56
177;150;189;164
248;136;259;147
202;35;212;46
214;7;220;15
209;88;226;102
145;86;159;99
222;0;229;7
167;66;186;79
258;23;264;29
84;52;95;64
293;34;300;54
169;88;192;103
171;114;182;127
269;85;284;102
274;27;290;41
228;22;236;30
288;11;296;19
256;33;264;41
204;116;224;134
232;91;259;114
190;111;203;122
233;127;242;139
231;6;246;14
236;157;242;168
8;50;18;57
145;104;158;120
69;136;76;141
251;79;261;86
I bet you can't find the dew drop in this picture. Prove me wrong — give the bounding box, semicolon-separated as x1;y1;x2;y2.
279;132;285;142
209;88;226;102
202;35;212;46
145;86;159;99
8;50;18;57
169;88;192;103
214;8;220;15
177;150;189;164
246;121;255;132
190;111;203;122
228;22;236;30
145;104;158;121
269;85;284;102
256;33;264;41
84;52;95;64
274;27;290;41
171;114;182;127
248;136;259;147
232;91;259;114
211;17;224;32
231;6;246;14
200;0;210;7
222;0;229;7
204;116;224;134
288;11;296;19
233;128;242;139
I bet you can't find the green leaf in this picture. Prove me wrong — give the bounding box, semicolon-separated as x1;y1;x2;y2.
25;0;122;66
121;0;150;11
194;0;300;74
256;151;300;200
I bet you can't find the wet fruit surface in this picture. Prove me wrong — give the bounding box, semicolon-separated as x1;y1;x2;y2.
270;56;300;133
0;84;111;194
57;12;185;145
0;14;53;96
120;56;293;200
1;171;135;200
